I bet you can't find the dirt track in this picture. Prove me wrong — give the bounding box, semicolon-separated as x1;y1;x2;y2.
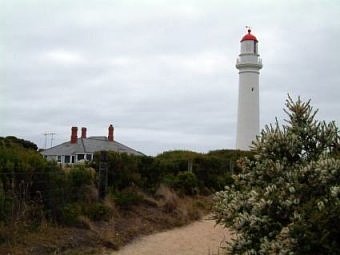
111;216;231;255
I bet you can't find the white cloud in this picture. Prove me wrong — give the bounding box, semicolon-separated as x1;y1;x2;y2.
156;51;228;74
42;49;86;65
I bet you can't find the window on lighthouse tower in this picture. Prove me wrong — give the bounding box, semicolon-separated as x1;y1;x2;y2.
254;41;258;54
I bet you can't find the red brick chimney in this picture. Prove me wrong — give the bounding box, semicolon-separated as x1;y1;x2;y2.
71;127;78;144
81;127;87;138
108;124;114;142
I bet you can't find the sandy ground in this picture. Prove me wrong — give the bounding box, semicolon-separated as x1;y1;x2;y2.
111;216;231;255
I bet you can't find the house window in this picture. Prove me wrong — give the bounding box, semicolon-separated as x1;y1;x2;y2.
77;154;85;161
71;156;75;163
64;155;70;163
57;156;62;163
86;154;92;161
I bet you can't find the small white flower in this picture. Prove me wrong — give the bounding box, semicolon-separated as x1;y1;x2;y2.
288;186;295;193
317;201;325;211
330;186;340;198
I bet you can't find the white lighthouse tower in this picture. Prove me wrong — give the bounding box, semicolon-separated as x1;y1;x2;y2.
235;28;262;150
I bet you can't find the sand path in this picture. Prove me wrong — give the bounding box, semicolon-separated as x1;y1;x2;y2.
111;216;231;255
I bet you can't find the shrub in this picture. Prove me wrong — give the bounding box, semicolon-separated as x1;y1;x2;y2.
0;136;38;150
93;148;248;195
84;202;112;221
213;96;340;254
65;165;95;202
161;174;177;188
161;172;198;195
67;165;94;187
0;142;65;224
174;172;198;195
60;203;82;226
110;189;143;208
94;152;142;190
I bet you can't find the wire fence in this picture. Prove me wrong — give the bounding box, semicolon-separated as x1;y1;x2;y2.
0;168;103;224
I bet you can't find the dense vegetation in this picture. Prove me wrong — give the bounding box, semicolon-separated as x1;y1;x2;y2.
0;135;249;252
213;97;340;254
92;149;252;197
0;137;98;228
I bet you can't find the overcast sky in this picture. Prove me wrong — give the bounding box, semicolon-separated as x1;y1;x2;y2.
1;0;339;155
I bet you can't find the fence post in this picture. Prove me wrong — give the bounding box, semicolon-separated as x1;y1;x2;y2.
98;151;108;200
187;159;193;173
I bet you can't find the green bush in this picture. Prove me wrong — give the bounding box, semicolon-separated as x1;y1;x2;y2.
0;141;63;224
64;165;96;202
60;203;82;226
161;172;198;195
59;201;113;224
111;190;143;208
0;141;101;226
213;96;340;254
154;150;245;193
84;202;112;221
92;148;248;195
161;174;177;187
174;172;198;195
94;152;142;190
68;165;94;187
0;136;38;150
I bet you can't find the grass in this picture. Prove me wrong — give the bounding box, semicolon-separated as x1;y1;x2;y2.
0;189;212;255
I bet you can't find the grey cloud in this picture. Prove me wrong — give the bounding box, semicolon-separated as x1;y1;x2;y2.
1;1;339;155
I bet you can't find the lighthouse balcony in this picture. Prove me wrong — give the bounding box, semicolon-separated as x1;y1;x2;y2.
236;58;262;69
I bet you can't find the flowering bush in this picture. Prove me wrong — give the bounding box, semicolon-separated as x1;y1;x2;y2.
213;96;340;254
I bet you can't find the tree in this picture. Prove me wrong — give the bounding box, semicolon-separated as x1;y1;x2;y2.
213;96;340;254
1;136;38;150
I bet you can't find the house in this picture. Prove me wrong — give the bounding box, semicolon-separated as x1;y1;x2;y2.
41;125;143;164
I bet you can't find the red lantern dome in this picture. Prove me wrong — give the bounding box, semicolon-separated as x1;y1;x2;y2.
241;29;258;42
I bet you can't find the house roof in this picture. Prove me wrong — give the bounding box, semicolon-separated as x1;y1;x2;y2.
41;136;144;156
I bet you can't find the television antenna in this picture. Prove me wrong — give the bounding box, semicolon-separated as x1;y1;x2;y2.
43;132;56;149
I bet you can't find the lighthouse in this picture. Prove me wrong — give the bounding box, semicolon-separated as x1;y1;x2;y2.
235;28;263;150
